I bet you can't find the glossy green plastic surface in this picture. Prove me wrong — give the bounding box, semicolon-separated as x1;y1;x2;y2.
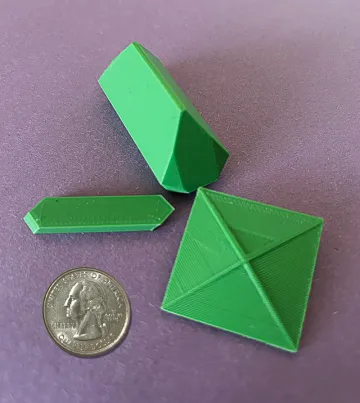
24;195;174;234
162;188;324;352
98;42;229;193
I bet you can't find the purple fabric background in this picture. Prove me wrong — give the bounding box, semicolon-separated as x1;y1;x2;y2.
1;0;360;402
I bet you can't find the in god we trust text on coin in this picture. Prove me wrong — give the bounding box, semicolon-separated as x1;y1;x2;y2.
43;268;131;356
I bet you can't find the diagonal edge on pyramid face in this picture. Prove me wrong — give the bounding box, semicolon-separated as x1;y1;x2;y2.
162;262;298;352
247;222;323;349
200;187;323;261
161;189;244;309
200;187;323;228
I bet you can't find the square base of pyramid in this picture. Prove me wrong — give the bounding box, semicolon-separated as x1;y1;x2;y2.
162;188;323;352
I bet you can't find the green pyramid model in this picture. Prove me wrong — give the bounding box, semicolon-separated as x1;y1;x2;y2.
99;42;229;193
162;188;323;352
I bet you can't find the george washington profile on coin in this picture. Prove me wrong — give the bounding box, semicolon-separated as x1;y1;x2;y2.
64;280;107;341
43;268;131;356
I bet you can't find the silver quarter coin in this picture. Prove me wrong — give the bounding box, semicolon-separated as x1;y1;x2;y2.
43;267;131;356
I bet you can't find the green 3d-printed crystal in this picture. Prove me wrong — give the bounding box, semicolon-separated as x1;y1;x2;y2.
24;195;174;234
98;42;229;193
162;188;323;352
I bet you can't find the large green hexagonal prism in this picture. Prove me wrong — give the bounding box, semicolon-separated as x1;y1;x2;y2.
99;42;229;193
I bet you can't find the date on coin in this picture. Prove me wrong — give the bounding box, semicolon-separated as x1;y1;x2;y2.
43;268;131;356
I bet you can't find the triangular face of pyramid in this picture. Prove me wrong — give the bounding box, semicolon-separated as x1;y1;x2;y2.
163;262;295;351
162;190;241;307
203;188;323;260
162;188;323;352
249;225;323;348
